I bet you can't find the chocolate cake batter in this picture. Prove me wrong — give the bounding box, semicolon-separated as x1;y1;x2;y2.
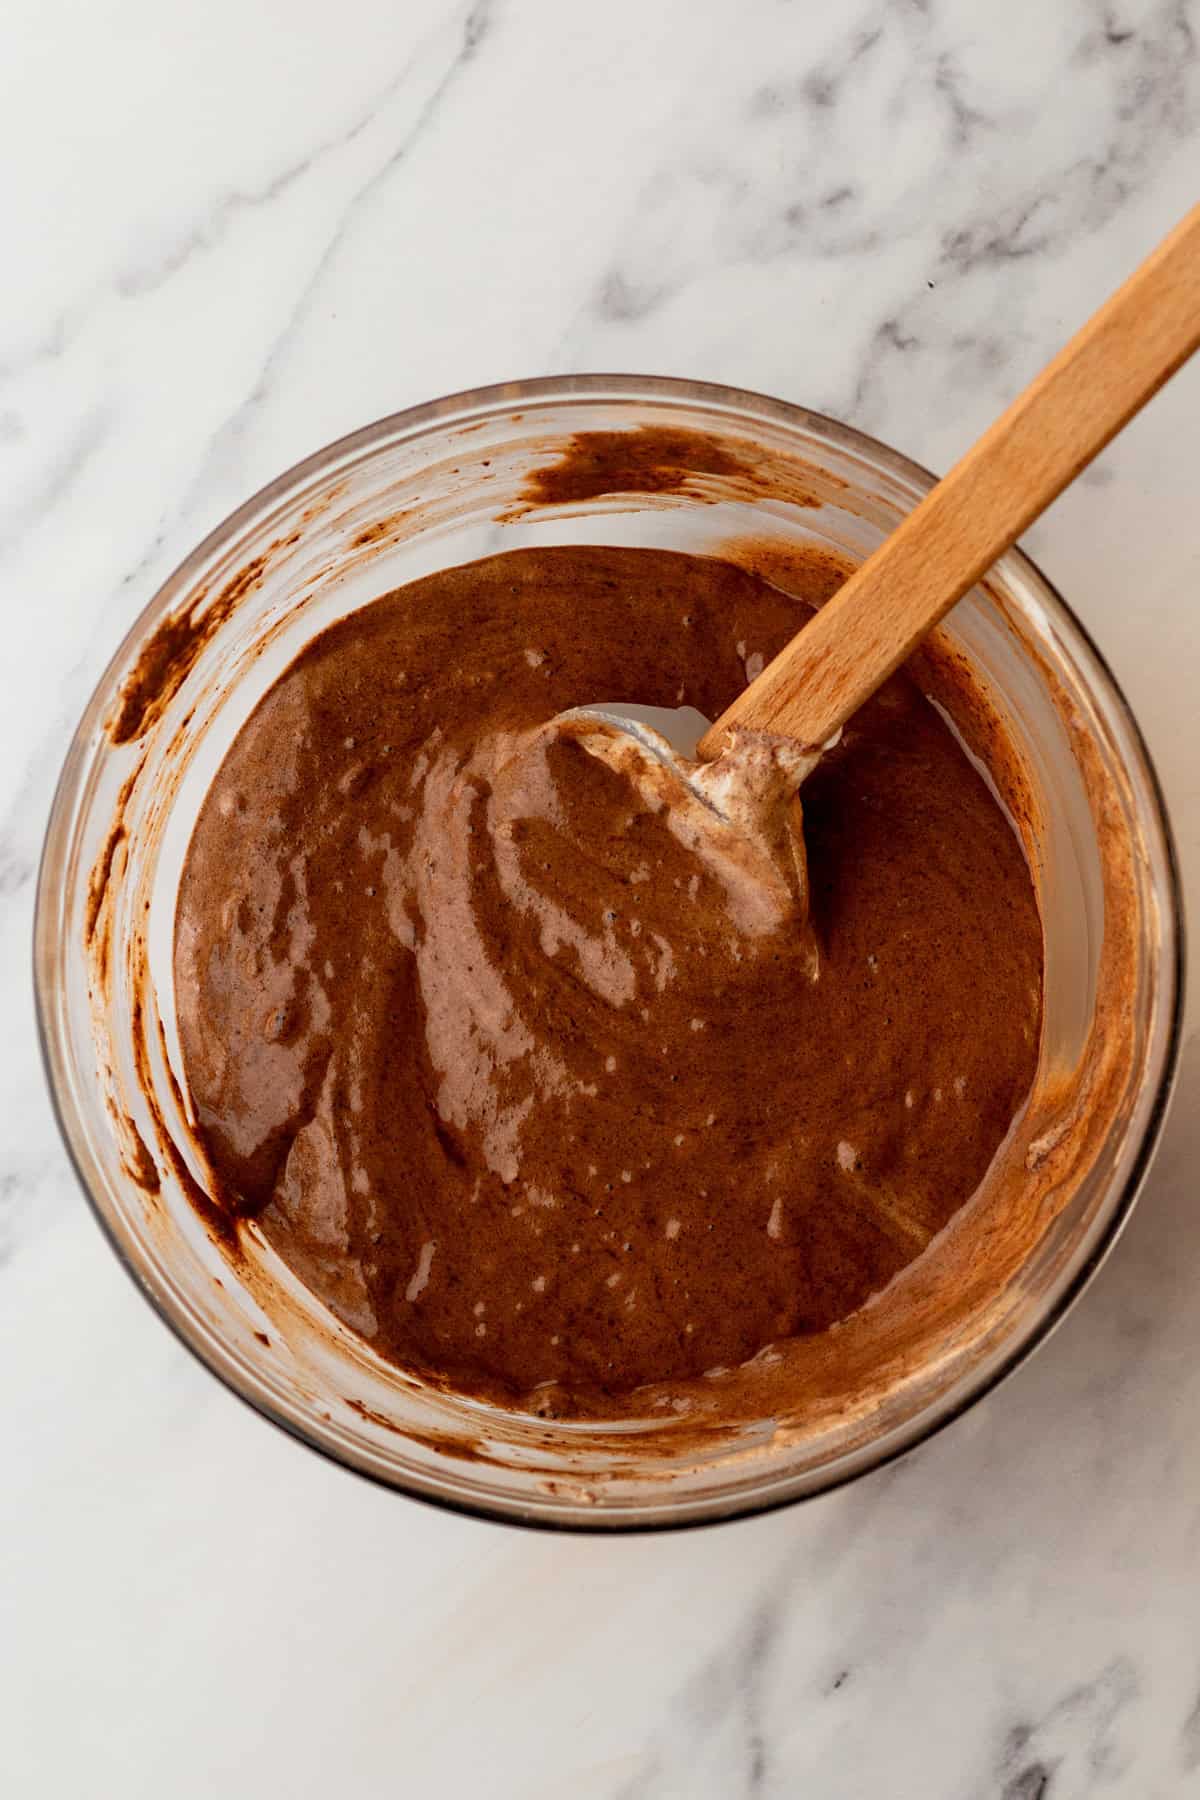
174;545;1042;1414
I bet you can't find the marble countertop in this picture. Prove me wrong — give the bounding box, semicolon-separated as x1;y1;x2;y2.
4;2;1199;1794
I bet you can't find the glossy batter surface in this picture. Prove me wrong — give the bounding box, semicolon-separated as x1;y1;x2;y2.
174;546;1042;1412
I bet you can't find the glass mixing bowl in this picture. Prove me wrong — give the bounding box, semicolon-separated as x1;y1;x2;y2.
35;376;1183;1529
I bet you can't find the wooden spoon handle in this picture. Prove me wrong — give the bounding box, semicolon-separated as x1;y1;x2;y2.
699;202;1200;759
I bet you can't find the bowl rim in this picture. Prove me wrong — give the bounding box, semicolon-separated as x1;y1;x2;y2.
33;371;1187;1532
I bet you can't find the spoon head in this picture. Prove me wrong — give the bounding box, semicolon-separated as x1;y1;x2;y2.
550;703;818;954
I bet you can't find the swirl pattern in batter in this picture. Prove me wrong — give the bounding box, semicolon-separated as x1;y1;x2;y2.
174;545;1042;1413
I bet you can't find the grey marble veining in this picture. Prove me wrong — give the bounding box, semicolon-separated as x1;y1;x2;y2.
3;2;1199;1794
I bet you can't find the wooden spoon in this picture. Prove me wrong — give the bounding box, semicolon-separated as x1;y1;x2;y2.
694;202;1200;764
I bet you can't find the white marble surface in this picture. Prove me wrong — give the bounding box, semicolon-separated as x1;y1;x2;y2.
3;1;1200;1793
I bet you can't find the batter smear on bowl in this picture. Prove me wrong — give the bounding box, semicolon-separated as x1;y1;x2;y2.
174;545;1042;1414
